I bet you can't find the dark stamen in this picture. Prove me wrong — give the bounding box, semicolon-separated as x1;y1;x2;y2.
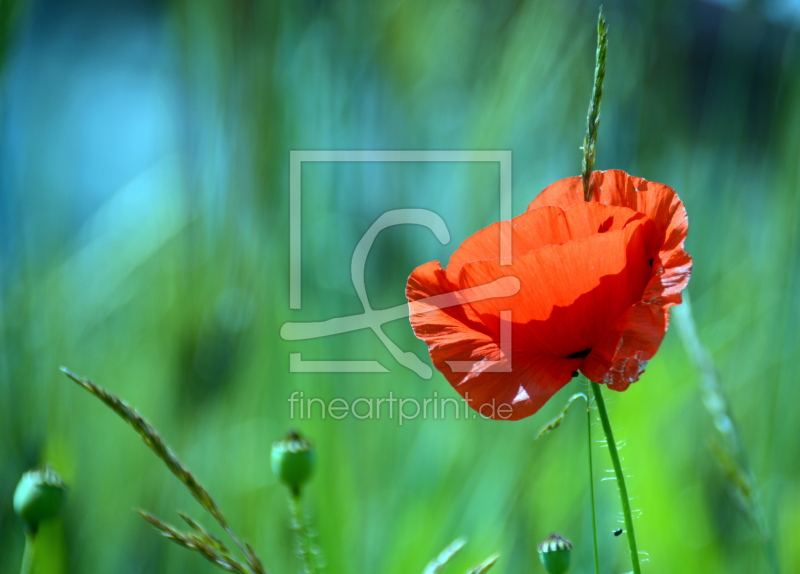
567;348;592;359
648;257;654;267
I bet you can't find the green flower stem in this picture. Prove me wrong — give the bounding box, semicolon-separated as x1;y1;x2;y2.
591;381;641;574
587;388;600;574
289;493;317;574
19;530;35;574
582;7;608;201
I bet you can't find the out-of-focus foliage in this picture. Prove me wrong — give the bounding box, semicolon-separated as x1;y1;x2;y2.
1;0;799;573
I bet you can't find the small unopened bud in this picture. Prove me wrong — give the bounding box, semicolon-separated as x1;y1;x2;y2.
271;430;315;496
13;466;67;531
538;533;572;574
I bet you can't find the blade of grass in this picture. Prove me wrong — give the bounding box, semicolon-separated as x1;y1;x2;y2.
535;393;587;439
137;511;249;574
60;367;267;574
672;296;777;573
581;6;608;201
423;538;467;574
464;554;499;574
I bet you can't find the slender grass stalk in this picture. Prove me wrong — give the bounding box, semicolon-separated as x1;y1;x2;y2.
423;538;466;574
289;493;318;574
590;382;640;574
60;367;267;574
672;297;778;573
586;385;600;574
19;530;35;574
581;7;609;201
465;553;500;574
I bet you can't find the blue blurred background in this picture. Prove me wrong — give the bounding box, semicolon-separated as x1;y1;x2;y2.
1;0;799;572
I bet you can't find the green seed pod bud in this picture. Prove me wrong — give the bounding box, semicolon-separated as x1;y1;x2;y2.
538;533;572;574
271;430;314;496
13;467;68;531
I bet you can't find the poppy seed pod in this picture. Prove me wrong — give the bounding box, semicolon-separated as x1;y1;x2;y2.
271;430;314;496
538;533;572;574
13;467;67;531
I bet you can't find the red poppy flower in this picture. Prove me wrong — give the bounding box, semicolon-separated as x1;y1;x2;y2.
406;170;691;420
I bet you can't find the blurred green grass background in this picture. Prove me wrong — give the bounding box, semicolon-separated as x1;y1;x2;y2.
1;0;799;572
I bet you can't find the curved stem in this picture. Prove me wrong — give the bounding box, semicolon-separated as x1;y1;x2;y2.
591;382;641;574
19;530;35;574
587;388;600;574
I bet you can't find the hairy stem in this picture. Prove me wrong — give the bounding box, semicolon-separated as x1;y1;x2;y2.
289;493;318;574
591;382;641;574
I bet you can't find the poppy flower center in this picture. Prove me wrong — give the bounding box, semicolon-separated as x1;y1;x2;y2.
567;348;592;359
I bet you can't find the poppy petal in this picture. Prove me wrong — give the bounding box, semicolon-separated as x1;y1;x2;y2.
528;170;691;308
408;170;691;418
406;260;510;383
450;353;574;421
581;301;668;390
445;218;654;418
528;170;691;389
446;202;649;285
408;261;545;419
459;217;656;358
